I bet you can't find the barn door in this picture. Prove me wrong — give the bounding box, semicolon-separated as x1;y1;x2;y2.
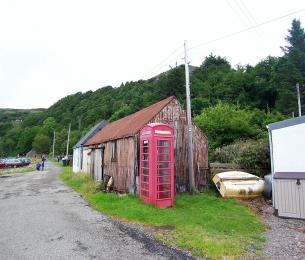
94;149;102;181
86;152;91;175
90;150;95;179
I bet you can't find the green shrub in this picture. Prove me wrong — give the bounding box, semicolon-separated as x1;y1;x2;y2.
194;103;286;153
213;138;270;176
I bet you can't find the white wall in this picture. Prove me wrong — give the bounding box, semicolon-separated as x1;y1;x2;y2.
272;123;305;173
72;148;82;173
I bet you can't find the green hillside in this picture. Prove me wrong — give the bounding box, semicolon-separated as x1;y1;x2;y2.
0;108;45;121
0;19;304;171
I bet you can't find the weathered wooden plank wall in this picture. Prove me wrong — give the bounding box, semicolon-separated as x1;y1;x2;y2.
102;137;136;193
90;98;208;193
82;148;90;174
150;98;209;191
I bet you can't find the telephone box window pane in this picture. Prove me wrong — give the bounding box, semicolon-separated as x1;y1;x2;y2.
142;154;148;160
157;154;170;161
157;140;170;147
157;147;169;154
158;169;169;176
158;191;170;199
143;140;149;146
143;161;149;168
142;168;149;175
143;147;148;153
157;162;169;168
142;183;149;190
158;175;170;183
142;175;149;182
141;190;149;197
158;183;170;191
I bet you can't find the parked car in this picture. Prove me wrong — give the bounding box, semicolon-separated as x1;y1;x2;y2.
4;158;23;168
0;159;6;168
19;158;31;166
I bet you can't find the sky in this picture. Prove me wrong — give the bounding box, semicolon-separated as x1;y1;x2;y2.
0;0;305;109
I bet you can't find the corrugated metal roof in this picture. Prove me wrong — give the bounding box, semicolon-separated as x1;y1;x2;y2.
73;119;108;148
85;96;175;145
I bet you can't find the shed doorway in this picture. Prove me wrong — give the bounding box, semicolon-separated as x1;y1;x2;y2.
92;148;104;181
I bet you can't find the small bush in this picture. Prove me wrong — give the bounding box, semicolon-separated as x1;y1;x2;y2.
236;139;270;172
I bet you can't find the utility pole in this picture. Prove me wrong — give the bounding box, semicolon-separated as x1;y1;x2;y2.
66;123;71;158
78;115;83;131
52;130;56;159
296;83;302;117
184;40;197;193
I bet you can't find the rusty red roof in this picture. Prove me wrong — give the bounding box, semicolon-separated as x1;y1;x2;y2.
85;96;175;145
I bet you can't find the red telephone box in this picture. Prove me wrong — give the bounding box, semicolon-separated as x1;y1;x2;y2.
139;123;174;208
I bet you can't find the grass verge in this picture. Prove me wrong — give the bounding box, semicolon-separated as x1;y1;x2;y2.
0;166;35;175
60;166;265;259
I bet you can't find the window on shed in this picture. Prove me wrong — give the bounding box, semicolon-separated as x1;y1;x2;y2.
111;141;117;162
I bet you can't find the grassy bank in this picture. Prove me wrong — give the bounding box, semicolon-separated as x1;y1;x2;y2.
60;166;265;259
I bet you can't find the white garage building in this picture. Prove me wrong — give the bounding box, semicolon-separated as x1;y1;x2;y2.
72;120;107;173
267;116;305;219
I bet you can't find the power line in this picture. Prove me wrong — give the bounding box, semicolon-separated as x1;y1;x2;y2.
226;0;250;29
233;0;256;28
233;0;264;41
238;0;259;27
189;8;305;51
142;44;183;79
140;8;305;81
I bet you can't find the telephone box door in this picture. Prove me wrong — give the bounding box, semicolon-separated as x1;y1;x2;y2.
140;139;150;203
155;138;174;208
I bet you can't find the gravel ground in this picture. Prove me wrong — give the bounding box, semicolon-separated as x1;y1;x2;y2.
0;162;194;260
246;198;305;259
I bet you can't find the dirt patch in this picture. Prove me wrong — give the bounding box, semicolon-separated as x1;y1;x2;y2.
106;217;193;259
0;175;12;178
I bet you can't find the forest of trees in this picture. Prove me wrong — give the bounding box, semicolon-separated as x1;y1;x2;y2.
0;19;304;170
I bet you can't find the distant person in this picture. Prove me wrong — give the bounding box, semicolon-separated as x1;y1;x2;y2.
36;162;41;171
41;155;46;171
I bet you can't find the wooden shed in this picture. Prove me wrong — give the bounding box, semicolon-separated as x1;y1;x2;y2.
267;116;305;219
84;96;208;193
72;120;107;173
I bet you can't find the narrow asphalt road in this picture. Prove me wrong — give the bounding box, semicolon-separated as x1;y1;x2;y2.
0;162;192;260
